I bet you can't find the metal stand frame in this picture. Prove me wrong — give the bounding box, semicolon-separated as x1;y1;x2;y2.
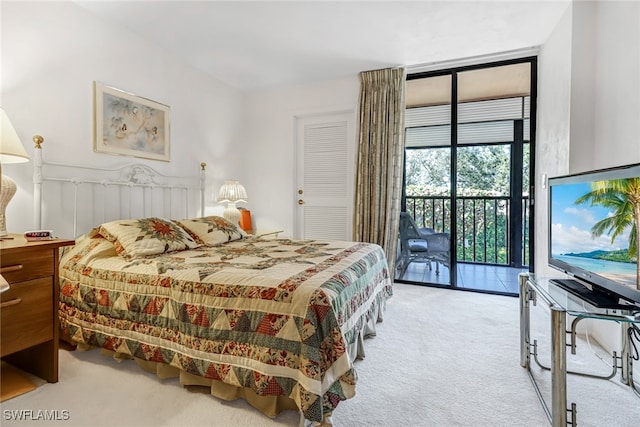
519;273;639;427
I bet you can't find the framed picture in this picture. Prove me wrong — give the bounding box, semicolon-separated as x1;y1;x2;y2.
94;82;170;162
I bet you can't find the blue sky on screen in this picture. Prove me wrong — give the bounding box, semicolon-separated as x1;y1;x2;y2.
551;182;631;255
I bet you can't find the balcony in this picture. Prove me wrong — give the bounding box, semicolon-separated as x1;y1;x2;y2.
399;194;530;294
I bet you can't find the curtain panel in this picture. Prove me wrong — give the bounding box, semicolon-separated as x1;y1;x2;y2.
354;67;406;277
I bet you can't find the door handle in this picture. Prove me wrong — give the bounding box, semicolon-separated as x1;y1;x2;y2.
298;199;304;205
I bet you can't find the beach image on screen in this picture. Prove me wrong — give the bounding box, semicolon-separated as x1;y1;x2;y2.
551;179;639;290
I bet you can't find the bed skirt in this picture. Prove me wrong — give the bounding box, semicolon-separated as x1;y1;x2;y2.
66;290;388;426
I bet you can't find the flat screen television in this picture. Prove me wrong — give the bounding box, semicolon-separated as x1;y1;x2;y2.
548;162;640;308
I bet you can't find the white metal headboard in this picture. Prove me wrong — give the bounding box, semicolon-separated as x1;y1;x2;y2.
33;136;206;238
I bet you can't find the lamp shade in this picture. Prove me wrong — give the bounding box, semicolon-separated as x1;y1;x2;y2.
216;180;247;225
216;180;247;203
0;108;30;163
0;108;29;237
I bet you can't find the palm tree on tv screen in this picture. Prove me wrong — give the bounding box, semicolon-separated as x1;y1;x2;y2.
575;178;640;290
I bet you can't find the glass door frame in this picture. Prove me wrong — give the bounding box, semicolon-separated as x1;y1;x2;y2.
400;56;538;292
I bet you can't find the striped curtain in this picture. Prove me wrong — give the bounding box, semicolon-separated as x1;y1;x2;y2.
353;67;406;277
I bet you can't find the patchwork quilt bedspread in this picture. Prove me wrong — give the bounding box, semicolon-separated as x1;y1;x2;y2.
58;234;392;422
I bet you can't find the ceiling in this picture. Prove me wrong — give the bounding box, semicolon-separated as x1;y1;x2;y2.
74;1;571;92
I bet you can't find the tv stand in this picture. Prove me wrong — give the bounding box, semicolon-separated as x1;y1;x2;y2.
549;278;635;310
519;273;640;426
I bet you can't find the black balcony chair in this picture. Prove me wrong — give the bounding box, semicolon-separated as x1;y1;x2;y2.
397;212;450;279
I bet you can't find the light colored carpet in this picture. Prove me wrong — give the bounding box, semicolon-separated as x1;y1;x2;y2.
1;283;638;426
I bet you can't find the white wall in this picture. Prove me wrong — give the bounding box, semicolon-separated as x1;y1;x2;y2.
240;78;359;236
568;0;640;173
591;1;640;171
535;4;573;277
1;1;246;236
567;1;598;172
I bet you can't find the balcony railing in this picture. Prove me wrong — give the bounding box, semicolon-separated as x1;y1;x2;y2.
405;195;530;267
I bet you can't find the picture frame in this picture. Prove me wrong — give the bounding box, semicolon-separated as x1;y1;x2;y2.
94;82;170;162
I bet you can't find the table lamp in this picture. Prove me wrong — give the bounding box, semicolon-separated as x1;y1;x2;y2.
0;108;30;237
216;180;247;225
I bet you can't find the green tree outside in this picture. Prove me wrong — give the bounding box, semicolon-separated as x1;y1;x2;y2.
405;143;529;266
575;178;640;290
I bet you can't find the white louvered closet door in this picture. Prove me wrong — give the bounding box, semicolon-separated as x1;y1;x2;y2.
295;112;354;240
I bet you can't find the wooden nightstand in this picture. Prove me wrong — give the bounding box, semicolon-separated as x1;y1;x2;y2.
1;234;74;384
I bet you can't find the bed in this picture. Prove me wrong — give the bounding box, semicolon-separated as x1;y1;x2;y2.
33;144;392;425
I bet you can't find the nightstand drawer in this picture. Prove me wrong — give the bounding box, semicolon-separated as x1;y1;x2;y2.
1;277;54;357
0;247;54;284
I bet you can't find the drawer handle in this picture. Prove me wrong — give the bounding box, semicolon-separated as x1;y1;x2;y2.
0;264;23;274
0;297;22;308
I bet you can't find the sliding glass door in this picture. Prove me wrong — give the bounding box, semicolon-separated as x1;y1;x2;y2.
398;58;536;296
399;73;454;287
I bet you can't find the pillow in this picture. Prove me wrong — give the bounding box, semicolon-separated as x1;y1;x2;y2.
98;217;199;259
174;216;246;246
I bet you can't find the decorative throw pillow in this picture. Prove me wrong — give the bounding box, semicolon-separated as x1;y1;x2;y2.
174;216;246;246
98;217;199;259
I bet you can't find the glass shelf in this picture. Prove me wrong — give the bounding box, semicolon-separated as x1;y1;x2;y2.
526;273;640;322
